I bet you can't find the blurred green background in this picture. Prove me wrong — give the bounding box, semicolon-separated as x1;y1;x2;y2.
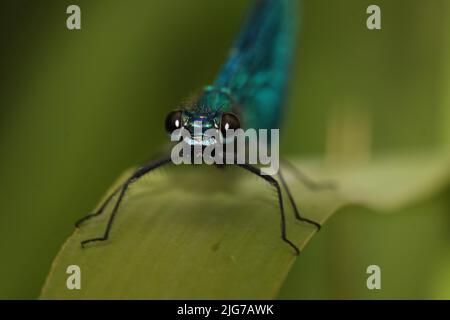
0;0;449;299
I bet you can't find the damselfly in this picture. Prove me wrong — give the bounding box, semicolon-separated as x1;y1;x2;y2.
76;0;332;255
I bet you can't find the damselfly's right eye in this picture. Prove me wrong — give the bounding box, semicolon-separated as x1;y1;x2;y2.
220;112;240;137
165;110;183;133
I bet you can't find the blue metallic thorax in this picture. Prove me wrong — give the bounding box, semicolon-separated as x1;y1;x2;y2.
195;0;297;130
184;86;231;133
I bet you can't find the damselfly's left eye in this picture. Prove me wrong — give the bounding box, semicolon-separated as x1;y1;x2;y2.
165;110;183;133
220;112;240;137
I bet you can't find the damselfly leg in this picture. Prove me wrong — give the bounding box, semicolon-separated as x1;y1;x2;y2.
75;149;171;228
281;159;337;191
75;185;121;228
278;168;321;231
77;156;172;248
237;163;300;255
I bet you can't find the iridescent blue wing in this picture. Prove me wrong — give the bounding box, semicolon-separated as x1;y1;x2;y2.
214;0;297;130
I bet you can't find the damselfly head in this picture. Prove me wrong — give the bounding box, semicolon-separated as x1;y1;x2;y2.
165;109;240;146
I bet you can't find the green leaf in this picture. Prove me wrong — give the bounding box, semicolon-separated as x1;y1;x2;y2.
40;152;450;299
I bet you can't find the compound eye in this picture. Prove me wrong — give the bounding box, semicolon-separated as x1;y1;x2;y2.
165;110;183;133
220;112;240;137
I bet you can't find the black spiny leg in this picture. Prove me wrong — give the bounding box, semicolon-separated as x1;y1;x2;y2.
76;150;171;228
278;168;321;231
75;185;122;228
80;156;172;248
281;159;337;191
237;164;300;255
